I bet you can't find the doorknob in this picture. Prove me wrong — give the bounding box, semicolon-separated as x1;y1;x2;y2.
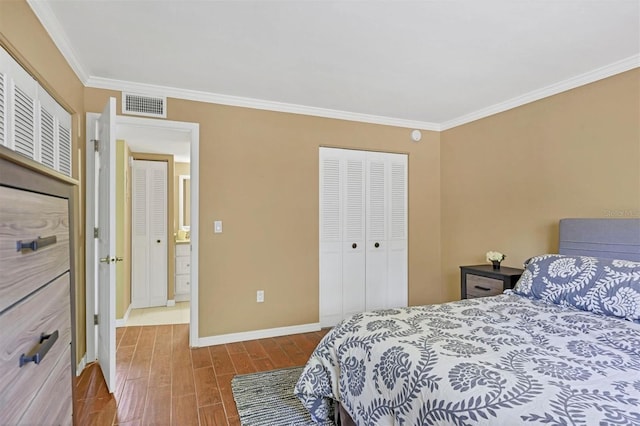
99;256;114;264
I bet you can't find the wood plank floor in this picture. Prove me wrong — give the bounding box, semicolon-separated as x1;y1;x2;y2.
74;324;329;425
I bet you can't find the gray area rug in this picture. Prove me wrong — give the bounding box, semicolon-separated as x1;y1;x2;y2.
231;366;335;426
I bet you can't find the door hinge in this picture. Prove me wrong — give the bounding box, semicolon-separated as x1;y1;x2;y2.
94;227;99;238
94;314;99;325
92;139;100;152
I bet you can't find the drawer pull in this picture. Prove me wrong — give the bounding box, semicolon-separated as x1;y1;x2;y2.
474;285;491;291
16;235;57;252
19;330;59;367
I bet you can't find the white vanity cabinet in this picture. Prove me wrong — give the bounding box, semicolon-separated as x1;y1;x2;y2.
175;242;191;301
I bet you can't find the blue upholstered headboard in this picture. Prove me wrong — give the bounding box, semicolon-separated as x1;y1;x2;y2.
559;218;640;262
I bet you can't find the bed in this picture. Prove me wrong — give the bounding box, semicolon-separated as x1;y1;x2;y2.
295;219;640;425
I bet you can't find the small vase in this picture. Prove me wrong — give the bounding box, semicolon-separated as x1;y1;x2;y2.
491;261;501;270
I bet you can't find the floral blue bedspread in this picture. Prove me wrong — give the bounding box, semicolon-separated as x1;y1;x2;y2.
294;293;640;425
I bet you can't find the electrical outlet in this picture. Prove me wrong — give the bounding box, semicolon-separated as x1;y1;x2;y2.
256;290;264;303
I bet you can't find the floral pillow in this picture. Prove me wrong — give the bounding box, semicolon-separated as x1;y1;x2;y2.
513;254;640;321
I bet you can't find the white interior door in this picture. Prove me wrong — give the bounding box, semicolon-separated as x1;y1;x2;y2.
96;98;116;393
131;160;168;308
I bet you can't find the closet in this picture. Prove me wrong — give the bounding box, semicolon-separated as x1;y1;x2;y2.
131;159;168;308
319;147;408;327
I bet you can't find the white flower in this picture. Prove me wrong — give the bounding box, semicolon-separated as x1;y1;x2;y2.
486;251;506;262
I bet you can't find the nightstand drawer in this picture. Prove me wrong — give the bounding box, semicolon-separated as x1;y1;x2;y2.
466;274;503;298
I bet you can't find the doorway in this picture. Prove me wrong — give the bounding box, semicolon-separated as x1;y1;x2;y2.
85;109;200;390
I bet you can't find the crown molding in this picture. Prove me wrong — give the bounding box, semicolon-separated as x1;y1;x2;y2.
23;0;640;132
440;54;640;131
86;76;441;131
27;0;90;84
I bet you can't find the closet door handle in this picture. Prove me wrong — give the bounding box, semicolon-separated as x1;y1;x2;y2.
20;330;59;367
352;243;357;249
16;235;57;252
374;242;380;248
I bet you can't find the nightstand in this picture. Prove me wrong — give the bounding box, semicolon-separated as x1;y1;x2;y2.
460;265;524;299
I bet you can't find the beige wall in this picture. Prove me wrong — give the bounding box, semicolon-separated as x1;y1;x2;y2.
86;88;443;337
115;140;132;319
441;69;640;301
1;0;87;361
7;0;638;351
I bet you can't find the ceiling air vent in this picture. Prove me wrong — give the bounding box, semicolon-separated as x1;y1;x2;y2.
122;92;166;118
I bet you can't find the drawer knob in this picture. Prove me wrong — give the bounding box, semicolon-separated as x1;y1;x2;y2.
374;242;380;248
16;235;57;252
20;330;59;367
352;243;357;249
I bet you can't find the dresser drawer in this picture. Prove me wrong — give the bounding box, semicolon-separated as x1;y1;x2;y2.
0;273;71;424
466;274;503;298
176;244;190;256
18;346;72;426
176;256;191;274
0;186;70;312
175;274;190;294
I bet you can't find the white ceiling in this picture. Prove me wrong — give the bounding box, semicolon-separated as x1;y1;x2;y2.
30;0;639;132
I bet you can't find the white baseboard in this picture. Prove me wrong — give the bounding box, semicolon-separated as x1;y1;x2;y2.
166;299;176;307
195;322;321;347
76;353;87;376
175;294;190;302
115;304;133;328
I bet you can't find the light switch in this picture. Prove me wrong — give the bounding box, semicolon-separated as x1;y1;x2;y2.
214;220;223;233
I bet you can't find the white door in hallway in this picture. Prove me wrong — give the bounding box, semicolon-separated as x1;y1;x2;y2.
131;159;168;308
94;98;116;393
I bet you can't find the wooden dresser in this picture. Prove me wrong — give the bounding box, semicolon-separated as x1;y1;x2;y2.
0;147;76;425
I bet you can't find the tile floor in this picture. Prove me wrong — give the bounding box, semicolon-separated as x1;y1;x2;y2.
74;324;330;425
124;302;190;327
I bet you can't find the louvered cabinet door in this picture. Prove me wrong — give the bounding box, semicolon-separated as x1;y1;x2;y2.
0;47;72;176
11;66;37;160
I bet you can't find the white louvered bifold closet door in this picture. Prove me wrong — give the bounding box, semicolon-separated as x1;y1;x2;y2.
319;147;407;327
342;153;366;319
319;153;343;326
131;160;168;308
